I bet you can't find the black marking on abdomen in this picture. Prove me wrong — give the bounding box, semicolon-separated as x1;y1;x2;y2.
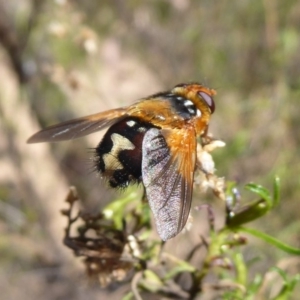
94;117;155;188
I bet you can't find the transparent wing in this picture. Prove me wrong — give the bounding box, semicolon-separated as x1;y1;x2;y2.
142;127;196;240
27;108;127;143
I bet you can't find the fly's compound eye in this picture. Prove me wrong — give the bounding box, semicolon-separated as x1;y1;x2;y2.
198;91;215;113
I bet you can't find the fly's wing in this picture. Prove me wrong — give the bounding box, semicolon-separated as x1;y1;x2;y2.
142;127;196;241
27;108;127;143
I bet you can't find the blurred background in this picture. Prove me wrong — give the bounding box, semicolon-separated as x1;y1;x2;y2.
1;0;300;299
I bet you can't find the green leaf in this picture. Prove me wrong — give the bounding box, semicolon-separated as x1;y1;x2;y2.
273;176;280;208
139;270;164;292
237;227;300;255
270;268;300;300
245;183;272;207
164;264;196;281
122;291;134;300
227;178;281;227
103;191;139;229
163;253;196;280
227;198;270;227
245;274;263;298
